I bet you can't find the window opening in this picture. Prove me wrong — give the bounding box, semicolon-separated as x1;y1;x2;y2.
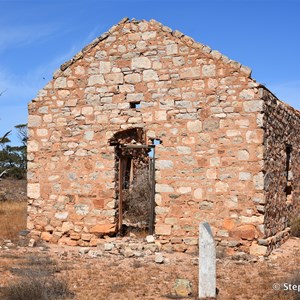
285;145;293;200
149;139;161;158
130;102;141;109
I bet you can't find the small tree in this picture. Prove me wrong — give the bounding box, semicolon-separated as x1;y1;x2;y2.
15;124;27;171
0;124;27;179
0;131;11;145
15;124;27;146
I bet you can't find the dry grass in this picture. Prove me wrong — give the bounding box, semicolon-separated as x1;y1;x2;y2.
290;217;300;238
0;253;73;300
0;200;27;240
123;167;151;224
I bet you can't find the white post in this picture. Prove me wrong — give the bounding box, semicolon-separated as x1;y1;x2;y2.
199;222;216;299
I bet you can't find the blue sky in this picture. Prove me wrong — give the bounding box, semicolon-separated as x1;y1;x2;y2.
1;0;299;145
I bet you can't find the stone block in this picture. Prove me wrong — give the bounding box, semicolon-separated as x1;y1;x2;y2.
166;44;178;55
237;149;250;161
132;57;151;69
28;115;42;127
61;222;74;233
74;66;85;75
146;235;155;243
223;219;235;231
193;188;203;200
127;93;144;102
180;67;200;79
70;232;81;240
36;129;48;137
155;183;174;193
187;120;202;132
183;237;198;245
216;181;228;192
99;61;111;73
88;75;105;85
172;278;192;298
124;73;141;83
243;100;264;112
81;233;92;241
54;77;67;89
41;232;52;242
27;140;39;152
203;120;219;131
156;160;173;169
155;111;167;121
202;65;216;77
239;172;252;180
74;204;89;215
176;146;191;154
155;252;164;264
142;31;156;40
253;172;264;190
231;224;257;240
226;130;241;137
90;224;116;234
156;224;172;235
54;212;69;220
249;243;267;256
105;73;123;84
27;183;40;199
143;70;159;81
239;89;255;99
172;56;185;66
246;130;263;144
240;215;264;224
177;187;191;194
155;206;169;215
82;107;93;115
165;218;178;225
84;131;94;141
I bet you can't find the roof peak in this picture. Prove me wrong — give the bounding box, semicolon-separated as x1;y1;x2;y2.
53;17;252;79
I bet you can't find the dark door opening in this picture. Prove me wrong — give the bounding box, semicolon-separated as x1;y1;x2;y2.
109;128;156;236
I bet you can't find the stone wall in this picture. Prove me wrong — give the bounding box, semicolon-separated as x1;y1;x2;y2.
28;18;270;254
261;88;300;254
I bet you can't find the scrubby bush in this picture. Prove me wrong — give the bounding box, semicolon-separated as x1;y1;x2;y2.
290;216;300;238
0;125;27;180
123;167;152;225
2;257;73;300
2;276;72;300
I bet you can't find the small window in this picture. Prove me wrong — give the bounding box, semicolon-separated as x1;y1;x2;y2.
130;102;141;109
285;145;293;197
153;139;162;145
148;139;162;158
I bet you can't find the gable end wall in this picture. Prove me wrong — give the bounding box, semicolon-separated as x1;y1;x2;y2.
27;19;287;256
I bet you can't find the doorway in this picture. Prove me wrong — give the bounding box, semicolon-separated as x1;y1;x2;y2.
109;128;155;236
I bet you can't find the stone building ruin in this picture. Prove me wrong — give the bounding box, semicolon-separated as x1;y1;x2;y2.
27;18;300;256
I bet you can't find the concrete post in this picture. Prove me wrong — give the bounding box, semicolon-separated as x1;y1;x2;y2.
199;222;216;299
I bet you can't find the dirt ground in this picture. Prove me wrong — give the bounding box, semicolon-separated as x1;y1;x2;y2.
0;238;299;300
0;178;299;300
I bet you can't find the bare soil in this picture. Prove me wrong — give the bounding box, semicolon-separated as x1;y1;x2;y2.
0;179;299;300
